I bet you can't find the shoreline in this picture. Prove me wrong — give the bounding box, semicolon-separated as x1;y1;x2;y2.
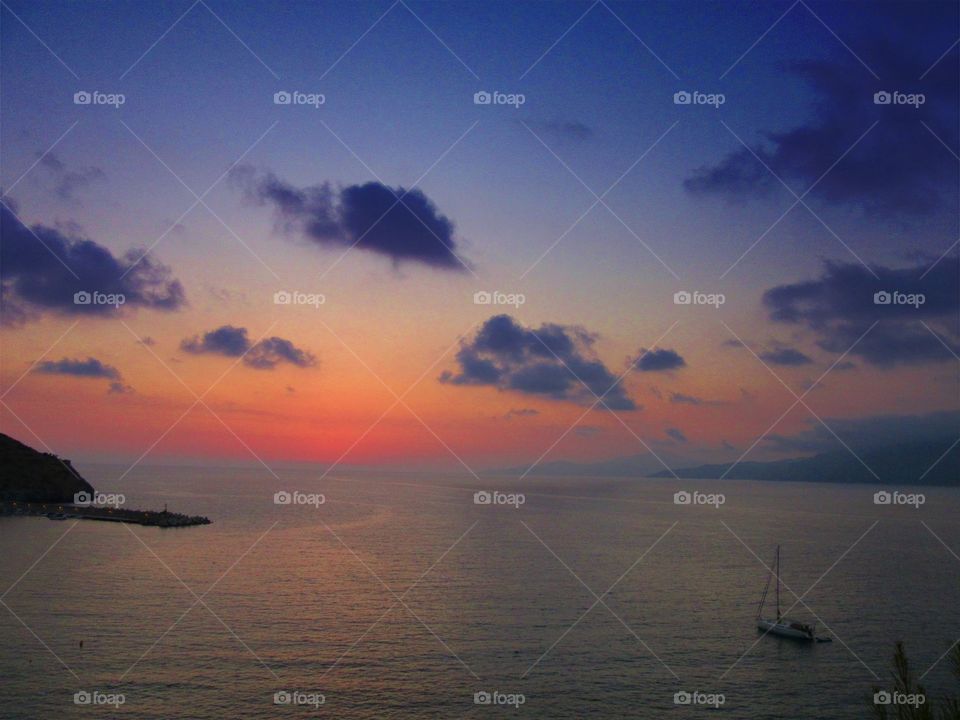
0;501;211;527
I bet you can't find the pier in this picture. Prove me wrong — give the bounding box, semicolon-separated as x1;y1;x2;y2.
0;501;211;527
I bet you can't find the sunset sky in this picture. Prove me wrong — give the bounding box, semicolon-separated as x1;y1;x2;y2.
1;0;957;472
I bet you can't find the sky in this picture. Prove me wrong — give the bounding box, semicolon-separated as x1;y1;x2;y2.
1;0;958;474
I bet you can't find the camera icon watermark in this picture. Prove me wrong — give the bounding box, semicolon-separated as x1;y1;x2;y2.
274;490;325;507
73;690;125;708
474;690;525;707
73;290;125;308
873;90;925;108
473;490;525;508
273;90;325;108
74;490;125;508
273;690;325;708
74;90;125;108
873;490;925;508
673;90;725;108
273;290;325;308
873;290;924;308
473;290;525;308
473;90;525;108
674;490;725;508
673;290;725;308
674;690;725;707
874;690;925;707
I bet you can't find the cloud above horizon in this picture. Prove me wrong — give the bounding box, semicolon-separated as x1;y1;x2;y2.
763;259;960;366
759;347;813;366
231;167;467;270
440;314;637;410
36;356;120;379
765;410;960;455
684;46;959;216
34;356;131;394
669;391;727;406
634;348;686;372
37;152;105;202
0;203;186;326
665;427;688;444
180;325;316;370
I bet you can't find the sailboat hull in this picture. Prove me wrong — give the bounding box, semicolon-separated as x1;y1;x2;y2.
757;619;815;641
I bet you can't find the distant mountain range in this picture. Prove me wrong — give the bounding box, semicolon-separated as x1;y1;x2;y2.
489;453;674;478
492;438;959;486
650;438;958;485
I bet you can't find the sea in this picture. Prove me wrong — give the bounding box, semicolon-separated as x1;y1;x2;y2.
1;465;958;719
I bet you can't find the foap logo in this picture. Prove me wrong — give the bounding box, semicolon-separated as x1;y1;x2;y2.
473;290;526;308
273;290;325;308
474;690;526;708
473;90;526;108
73;90;125;108
273;90;325;108
73;290;125;308
273;690;325;708
673;290;725;308
73;690;126;708
674;690;725;708
873;290;925;308
873;90;925;108
873;490;925;509
874;690;925;708
473;490;525;509
673;90;725;108
674;490;725;508
74;490;125;508
274;490;325;508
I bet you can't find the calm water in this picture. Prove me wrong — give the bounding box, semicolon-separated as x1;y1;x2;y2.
1;466;958;719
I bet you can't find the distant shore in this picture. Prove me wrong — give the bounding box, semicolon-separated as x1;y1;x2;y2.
0;501;211;527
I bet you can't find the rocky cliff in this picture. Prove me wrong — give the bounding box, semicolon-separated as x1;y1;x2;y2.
0;433;95;502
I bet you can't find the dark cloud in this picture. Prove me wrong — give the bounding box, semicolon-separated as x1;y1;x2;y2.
765;410;959;455
634;348;686;372
0;203;186;326
763;259;960;366
440;314;636;410
684;43;959;216
759;347;813;366
666;427;688;444
35;356;130;394
232;168;467;270
36;357;120;379
38;152;105;202
180;325;316;371
181;325;249;357
246;337;316;370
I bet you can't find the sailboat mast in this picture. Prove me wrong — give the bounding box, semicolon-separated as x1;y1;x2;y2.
776;545;781;620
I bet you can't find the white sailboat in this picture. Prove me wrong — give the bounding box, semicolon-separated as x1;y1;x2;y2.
756;545;831;642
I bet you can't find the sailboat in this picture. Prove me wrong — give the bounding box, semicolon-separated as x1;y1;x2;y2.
756;545;831;642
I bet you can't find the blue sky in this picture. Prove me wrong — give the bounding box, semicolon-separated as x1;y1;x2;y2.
2;0;958;467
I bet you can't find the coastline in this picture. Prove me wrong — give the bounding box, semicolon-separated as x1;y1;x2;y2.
0;501;211;527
